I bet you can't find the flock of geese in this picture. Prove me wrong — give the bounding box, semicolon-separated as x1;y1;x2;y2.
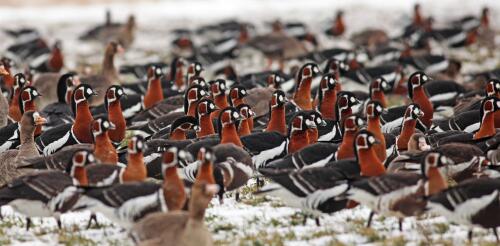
0;3;500;245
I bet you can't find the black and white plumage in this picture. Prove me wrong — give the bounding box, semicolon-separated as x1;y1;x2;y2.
0;122;21;152
18;144;94;170
74;182;164;229
427;178;500;232
265;142;339;170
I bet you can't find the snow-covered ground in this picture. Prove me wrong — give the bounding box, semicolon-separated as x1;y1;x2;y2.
1;0;500;245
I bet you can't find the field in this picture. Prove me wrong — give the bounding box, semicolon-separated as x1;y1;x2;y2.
1;0;500;245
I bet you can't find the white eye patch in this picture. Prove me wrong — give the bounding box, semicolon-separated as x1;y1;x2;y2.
275;76;281;82
279;95;284;102
368;136;375;143
329;78;335;84
137;141;143;149
118;89;123;95
210;103;215;109
376;105;382;112
233;112;239;118
156;68;162;74
195;64;201;71
440;156;446;163
87;88;93;95
205;152;212;160
422;75;428;81
200;90;206;96
350;97;356;103
220;83;226;90
103;121;109;128
313;66;319;73
496;83;500;89
241;90;246;95
88;154;95;163
414;108;420;114
32;90;38;96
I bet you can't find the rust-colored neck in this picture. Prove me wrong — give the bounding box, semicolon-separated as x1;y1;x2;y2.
307;128;318;144
214;94;229;109
288;130;309;153
397;119;417;151
197;114;215;138
163;166;187;211
320;90;337;120
170;128;187;141
336;130;356;160
94;133;118;164
367;117;386;162
9;88;22;122
413;87;433;127
293;77;313;110
144;78;164;109
197;161;215;184
426;166;448;196
174;68;184;90
238;119;252;137
123;153;147;182
474;112;496;139
371;91;387;108
232;98;244;107
358;148;386;176
74;101;95;143
1;74;14;89
187;101;198;117
73;166;88;186
266;106;287;135
221;124;243;147
108;101;126;143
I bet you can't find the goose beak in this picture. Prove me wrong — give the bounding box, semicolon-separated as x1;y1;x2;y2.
35;116;47;126
0;65;8;76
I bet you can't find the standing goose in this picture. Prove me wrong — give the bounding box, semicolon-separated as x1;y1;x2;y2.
427;178;500;242
8;73;29;122
335;91;360;129
75;145;190;229
143;66;165;109
293;63;321;110
195;98;218;138
347;151;452;229
236;104;255;136
256;130;386;217
368;77;391;108
103;85;127;144
91;117;118;164
0;149;89;230
264;115;364;170
0;111;46;186
395;104;425;153
36;84;97;155
209;79;229;113
81;42;123;106
366;100;389;162
264;90;288;135
316;73;339;121
130;181;218;246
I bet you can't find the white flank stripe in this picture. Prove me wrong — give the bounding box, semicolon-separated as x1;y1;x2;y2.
43;131;71;156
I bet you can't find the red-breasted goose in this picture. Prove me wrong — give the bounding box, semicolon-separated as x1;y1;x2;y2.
143;66;164;109
293;63;321;110
104;85;127;144
195;98;218;138
8;73;29;122
91;117;117;164
236;104;255;137
35;84;97;155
